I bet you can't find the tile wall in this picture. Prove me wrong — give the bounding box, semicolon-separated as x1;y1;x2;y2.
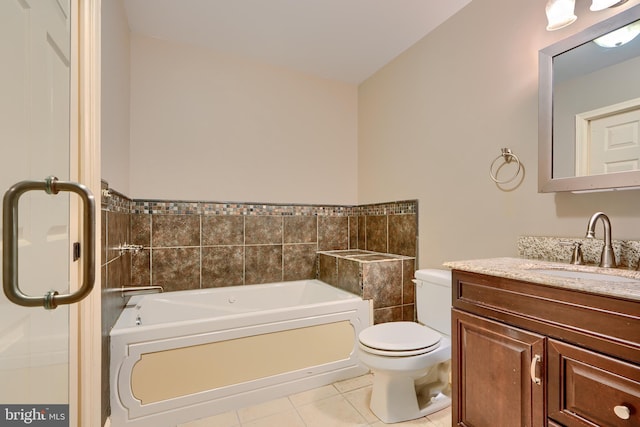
127;200;417;291
100;181;418;422
318;250;416;324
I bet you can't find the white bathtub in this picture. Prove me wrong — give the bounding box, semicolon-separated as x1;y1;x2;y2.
110;279;371;427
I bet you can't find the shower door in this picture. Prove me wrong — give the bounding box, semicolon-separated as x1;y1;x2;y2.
0;0;93;425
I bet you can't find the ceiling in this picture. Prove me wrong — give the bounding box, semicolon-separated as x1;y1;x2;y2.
123;0;472;84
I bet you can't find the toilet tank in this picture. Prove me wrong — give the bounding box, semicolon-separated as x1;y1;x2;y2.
414;269;452;336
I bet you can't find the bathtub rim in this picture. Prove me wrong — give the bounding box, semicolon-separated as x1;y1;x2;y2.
111;279;361;336
110;280;372;427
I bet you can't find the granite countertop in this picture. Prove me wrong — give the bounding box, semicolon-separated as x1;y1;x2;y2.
443;257;640;302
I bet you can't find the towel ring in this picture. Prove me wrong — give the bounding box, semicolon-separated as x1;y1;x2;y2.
490;148;521;184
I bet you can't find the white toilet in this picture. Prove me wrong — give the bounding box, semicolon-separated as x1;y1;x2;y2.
358;269;452;424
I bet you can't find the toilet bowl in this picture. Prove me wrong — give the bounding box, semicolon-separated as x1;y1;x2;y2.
357;269;452;424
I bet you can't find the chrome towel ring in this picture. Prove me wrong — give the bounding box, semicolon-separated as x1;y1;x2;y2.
489;148;521;184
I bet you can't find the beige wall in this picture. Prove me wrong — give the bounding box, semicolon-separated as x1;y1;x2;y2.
129;34;358;204
358;0;640;269
101;0;130;194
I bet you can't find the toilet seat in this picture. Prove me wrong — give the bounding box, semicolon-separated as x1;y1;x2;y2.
359;322;441;357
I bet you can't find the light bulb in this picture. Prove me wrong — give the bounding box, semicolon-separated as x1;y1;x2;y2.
546;0;577;31
590;0;624;12
593;21;640;47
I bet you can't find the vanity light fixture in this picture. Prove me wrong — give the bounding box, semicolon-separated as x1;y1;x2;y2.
545;0;628;31
593;20;640;46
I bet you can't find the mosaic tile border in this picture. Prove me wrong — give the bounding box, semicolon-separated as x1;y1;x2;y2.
354;200;418;216
101;186;133;214
100;181;416;216
118;197;417;216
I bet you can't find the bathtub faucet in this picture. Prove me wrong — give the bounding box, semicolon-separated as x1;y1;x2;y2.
585;212;616;268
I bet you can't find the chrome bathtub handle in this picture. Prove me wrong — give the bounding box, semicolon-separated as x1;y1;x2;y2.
3;176;96;309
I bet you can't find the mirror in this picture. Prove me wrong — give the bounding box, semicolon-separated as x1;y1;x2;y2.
539;4;640;192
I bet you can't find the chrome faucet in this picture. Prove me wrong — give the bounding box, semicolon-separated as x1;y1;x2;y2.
585;212;617;268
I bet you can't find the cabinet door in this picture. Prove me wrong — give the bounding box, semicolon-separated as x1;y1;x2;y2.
453;309;546;427
548;339;640;427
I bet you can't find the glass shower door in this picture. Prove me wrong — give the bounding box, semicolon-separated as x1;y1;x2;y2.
0;0;74;424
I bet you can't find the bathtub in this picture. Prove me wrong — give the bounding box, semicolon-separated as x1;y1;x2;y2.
110;279;371;427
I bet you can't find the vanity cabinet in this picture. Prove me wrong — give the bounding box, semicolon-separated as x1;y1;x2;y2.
451;270;640;427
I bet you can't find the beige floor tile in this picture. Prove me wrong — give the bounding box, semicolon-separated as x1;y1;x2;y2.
426;406;452;427
237;397;294;423
342;385;379;424
333;373;374;393
369;417;436;426
242;409;305;427
177;410;239;427
289;384;339;407
296;395;368;427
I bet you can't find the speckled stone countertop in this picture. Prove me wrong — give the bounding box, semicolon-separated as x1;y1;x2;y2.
444;257;640;302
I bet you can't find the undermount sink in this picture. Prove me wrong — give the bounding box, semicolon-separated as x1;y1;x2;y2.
529;269;640;283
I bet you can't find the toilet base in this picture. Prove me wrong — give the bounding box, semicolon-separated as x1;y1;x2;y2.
369;359;452;424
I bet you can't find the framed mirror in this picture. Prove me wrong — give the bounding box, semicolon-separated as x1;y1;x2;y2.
539;3;640;192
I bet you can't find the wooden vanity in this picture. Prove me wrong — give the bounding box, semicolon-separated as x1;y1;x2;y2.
446;259;640;426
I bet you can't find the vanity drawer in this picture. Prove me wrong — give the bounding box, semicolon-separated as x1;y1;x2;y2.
548;339;640;427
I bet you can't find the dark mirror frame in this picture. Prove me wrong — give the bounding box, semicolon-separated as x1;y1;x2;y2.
539;3;640;193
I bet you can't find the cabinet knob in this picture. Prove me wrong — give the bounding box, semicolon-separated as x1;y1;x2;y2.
614;405;631;420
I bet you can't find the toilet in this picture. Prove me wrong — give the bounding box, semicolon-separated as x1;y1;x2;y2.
358;269;452;424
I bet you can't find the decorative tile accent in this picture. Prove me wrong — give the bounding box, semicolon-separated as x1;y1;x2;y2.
131;199;418;217
355;200;418;216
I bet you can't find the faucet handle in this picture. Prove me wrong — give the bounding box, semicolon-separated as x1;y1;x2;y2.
570;242;584;265
560;241;584;265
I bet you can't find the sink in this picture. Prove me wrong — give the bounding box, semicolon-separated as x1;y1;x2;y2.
529;269;640;283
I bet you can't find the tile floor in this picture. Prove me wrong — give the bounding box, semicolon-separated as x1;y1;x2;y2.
178;374;451;427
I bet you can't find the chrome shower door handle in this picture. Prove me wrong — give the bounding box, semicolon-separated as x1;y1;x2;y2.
3;177;96;309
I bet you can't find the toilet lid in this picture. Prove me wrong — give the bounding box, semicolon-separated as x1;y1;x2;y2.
359;322;441;354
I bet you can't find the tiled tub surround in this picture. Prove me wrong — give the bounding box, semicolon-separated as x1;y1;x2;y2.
318;250;416;324
519;235;640;269
129;200;418;292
